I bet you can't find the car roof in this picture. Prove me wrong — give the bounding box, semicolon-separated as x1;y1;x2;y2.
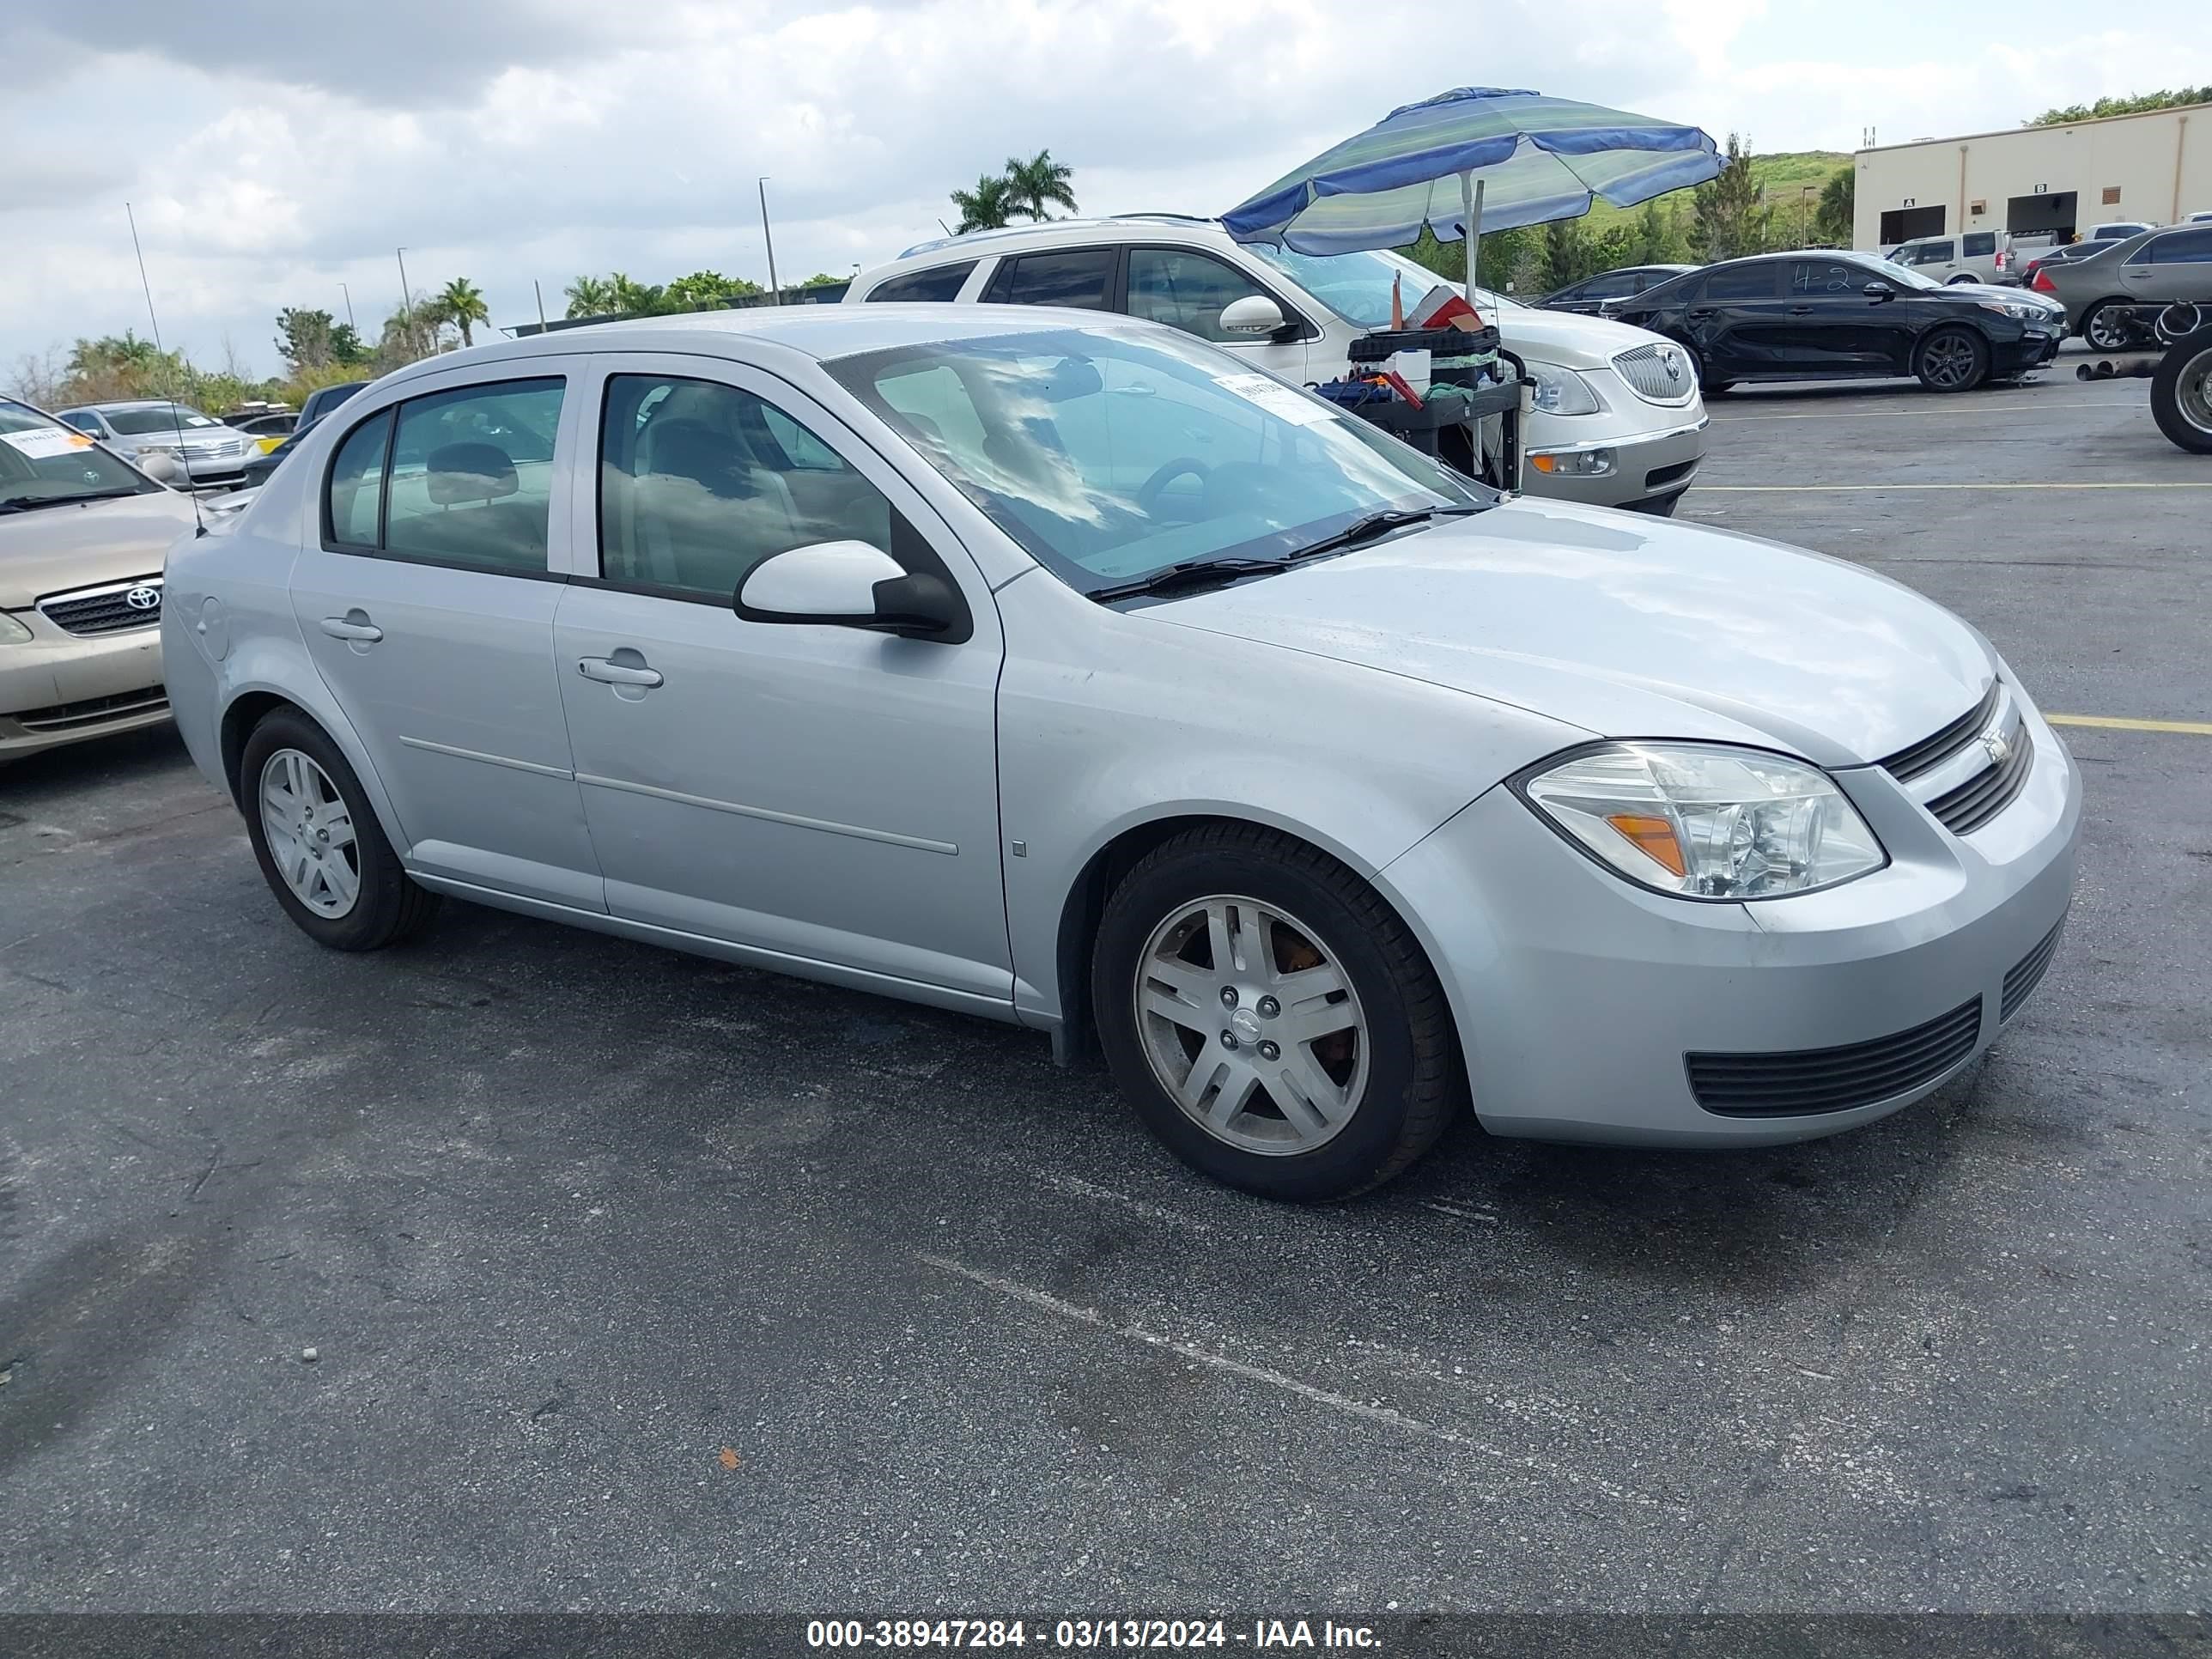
63;398;207;414
359;302;1168;392
891;214;1227;263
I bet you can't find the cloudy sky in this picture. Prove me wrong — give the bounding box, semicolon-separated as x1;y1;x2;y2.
5;0;2209;382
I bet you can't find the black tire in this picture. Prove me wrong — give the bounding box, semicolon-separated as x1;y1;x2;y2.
2081;300;2133;353
240;708;439;951
1091;823;1462;1201
1914;325;1990;392
2151;326;2212;454
1680;343;1733;395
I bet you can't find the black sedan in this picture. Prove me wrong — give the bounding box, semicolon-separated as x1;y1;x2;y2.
1604;251;2067;394
1538;264;1698;316
233;380;368;489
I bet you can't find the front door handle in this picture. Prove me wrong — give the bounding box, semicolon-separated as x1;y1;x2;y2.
577;656;663;688
1790;305;1814;314
319;613;382;643
1686;308;1714;320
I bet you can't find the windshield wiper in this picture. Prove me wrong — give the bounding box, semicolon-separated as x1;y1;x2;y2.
1287;505;1479;562
1088;556;1303;604
0;489;144;515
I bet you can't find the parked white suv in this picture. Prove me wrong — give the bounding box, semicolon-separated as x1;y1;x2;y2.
848;216;1707;514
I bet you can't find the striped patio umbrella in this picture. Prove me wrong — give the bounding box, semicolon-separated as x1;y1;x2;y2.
1223;87;1723;300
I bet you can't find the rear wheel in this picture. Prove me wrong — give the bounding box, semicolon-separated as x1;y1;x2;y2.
241;708;439;951
2081;301;2134;353
1091;825;1461;1200
2151;326;2212;454
1914;325;1990;392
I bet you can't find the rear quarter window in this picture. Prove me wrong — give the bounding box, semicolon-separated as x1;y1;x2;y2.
865;262;977;303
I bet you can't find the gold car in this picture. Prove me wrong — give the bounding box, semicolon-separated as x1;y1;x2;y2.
2;398;198;760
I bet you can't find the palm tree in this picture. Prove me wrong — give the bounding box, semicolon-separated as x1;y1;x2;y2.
438;277;489;347
951;173;1015;234
606;271;665;315
564;275;614;319
1003;149;1077;222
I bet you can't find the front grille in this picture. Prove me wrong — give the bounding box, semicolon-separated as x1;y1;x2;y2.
1612;343;1699;405
36;577;163;635
11;689;170;732
1686;997;1984;1117
1926;720;2033;835
2001;918;2066;1023
1879;682;1999;781
1645;459;1697;489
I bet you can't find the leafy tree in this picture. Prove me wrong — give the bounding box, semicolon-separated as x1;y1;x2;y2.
329;323;370;366
606;272;665;316
1539;219;1600;291
438;277;489;348
564;275;615;319
799;272;844;289
1690;133;1772;262
68;331;164;376
1812;166;1854;246
275;307;336;371
1631;199;1688;264
663;270;764;311
1003;149;1078;222
2030;86;2211;126
951;173;1015;234
1400;222;1539;295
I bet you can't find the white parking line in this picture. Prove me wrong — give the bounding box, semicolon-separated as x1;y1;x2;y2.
919;1253;1669;1510
1709;399;2148;422
1698;481;2212;492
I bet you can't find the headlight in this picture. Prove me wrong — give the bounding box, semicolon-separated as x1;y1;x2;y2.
0;611;34;645
136;443;187;461
1522;362;1601;416
1517;742;1887;900
1976;301;2038;320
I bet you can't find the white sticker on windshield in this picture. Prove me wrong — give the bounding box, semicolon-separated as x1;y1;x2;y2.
1217;373;1334;428
0;427;96;460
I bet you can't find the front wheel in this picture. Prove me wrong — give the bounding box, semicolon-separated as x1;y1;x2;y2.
2151;326;2212;454
2081;301;2135;353
1915;325;1990;392
1091;825;1462;1200
240;708;439;951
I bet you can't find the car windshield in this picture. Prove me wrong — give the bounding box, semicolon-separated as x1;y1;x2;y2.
1247;244;1523;327
0;400;161;507
826;325;1489;596
1857;256;1942;291
103;404;223;435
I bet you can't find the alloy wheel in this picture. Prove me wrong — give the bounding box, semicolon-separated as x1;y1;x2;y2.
258;748;361;918
2174;346;2212;438
1923;332;1980;389
1131;895;1369;1156
2084;306;2130;353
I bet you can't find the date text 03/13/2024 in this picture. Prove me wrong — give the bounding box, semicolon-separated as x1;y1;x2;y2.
804;1619;1382;1649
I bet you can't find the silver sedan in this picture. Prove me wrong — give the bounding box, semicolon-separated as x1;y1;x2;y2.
161;306;2079;1200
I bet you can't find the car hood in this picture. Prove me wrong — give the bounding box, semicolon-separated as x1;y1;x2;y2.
1492;304;1674;368
1145;500;1997;769
1942;282;2063;311
0;490;200;608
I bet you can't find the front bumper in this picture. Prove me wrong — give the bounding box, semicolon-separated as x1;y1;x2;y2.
1522;414;1706;511
1994;326;2065;372
1381;694;2081;1146
0;611;169;757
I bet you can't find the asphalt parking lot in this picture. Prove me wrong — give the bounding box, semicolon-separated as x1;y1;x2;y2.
3;347;2208;1619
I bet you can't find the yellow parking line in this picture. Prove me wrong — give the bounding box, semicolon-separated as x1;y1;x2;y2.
1698;481;2212;491
2048;714;2212;736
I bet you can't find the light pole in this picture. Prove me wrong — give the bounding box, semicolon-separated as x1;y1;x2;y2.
758;177;781;305
395;246;413;345
339;282;356;331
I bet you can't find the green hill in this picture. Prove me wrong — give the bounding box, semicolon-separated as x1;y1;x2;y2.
1580;149;1850;237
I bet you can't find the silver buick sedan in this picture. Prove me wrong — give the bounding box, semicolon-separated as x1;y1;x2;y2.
161;307;2079;1200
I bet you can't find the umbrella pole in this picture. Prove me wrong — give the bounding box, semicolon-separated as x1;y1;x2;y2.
1461;171;1484;305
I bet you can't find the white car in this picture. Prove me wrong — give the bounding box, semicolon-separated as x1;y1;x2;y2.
848;216;1707;514
53;400;259;487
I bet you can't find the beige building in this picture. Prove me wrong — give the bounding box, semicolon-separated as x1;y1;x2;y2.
1853;102;2209;250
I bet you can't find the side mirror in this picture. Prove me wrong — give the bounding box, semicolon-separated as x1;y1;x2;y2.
135;451;185;485
1863;283;1893;301
1219;295;1291;338
735;539;960;639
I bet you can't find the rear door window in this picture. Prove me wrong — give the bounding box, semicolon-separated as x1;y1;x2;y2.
866;262;977;303
1705;263;1782;300
1963;233;1996;257
982;248;1120;311
1792;261;1863;295
2149;228;2212;264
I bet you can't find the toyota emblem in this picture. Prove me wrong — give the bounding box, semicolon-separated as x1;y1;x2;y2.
125;585;161;611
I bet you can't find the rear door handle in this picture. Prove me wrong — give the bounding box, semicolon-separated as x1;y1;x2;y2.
577;656;663;688
319;614;382;643
1686;308;1714;321
1789;305;1814;314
